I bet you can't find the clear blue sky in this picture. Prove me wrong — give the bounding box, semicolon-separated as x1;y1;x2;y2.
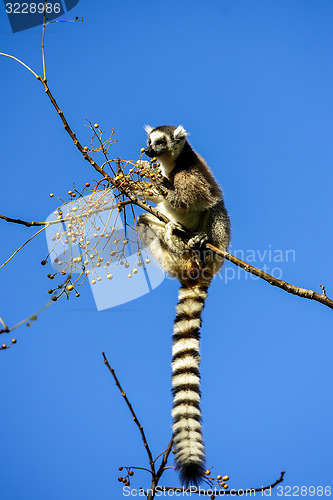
1;1;333;498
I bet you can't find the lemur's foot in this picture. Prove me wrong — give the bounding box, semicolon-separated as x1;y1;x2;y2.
164;222;187;251
165;221;186;236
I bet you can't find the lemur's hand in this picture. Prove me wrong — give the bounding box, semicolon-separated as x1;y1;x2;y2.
136;160;151;169
164;222;188;252
188;232;209;266
136;160;166;192
187;232;209;249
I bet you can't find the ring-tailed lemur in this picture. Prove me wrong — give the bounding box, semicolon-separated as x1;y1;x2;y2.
137;125;230;486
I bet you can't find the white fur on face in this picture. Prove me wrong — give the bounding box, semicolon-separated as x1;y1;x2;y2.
147;129;186;177
149;130;167;145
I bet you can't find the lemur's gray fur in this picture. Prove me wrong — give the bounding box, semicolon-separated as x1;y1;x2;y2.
137;125;230;486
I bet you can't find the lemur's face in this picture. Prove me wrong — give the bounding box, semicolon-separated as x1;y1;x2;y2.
144;125;187;159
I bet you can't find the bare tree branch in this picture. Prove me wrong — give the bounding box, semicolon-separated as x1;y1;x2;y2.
0;226;48;270
0;52;38;77
0;199;133;228
102;351;156;476
208;243;333;310
155;439;173;482
1;209;331;310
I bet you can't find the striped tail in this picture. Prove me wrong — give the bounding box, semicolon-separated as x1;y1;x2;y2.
171;282;210;486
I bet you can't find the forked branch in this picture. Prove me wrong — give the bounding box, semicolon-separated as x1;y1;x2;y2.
102;350;285;498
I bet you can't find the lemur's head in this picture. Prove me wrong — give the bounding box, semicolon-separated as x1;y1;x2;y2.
144;125;188;160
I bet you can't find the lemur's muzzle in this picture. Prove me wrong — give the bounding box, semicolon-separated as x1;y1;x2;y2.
144;146;155;158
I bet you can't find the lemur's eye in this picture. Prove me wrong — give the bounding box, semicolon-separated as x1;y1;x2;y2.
156;138;167;146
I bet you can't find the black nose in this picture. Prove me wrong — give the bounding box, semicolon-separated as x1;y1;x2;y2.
145;146;155;158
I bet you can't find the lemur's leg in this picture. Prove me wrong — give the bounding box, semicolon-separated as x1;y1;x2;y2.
137;215;188;255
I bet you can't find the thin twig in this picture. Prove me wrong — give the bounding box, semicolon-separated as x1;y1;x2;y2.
0;199;133;228
86;119;116;175
155;439;173;481
102;352;156;476
127;466;153;475
8;301;53;333
0;225;47;270
0;316;9;332
154;440;173;464
46;19;83;26
0;300;53;336
160;470;285;496
42;0;47;81
0;52;38;78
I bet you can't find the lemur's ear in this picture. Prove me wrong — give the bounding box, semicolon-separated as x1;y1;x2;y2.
174;125;187;139
144;124;153;134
